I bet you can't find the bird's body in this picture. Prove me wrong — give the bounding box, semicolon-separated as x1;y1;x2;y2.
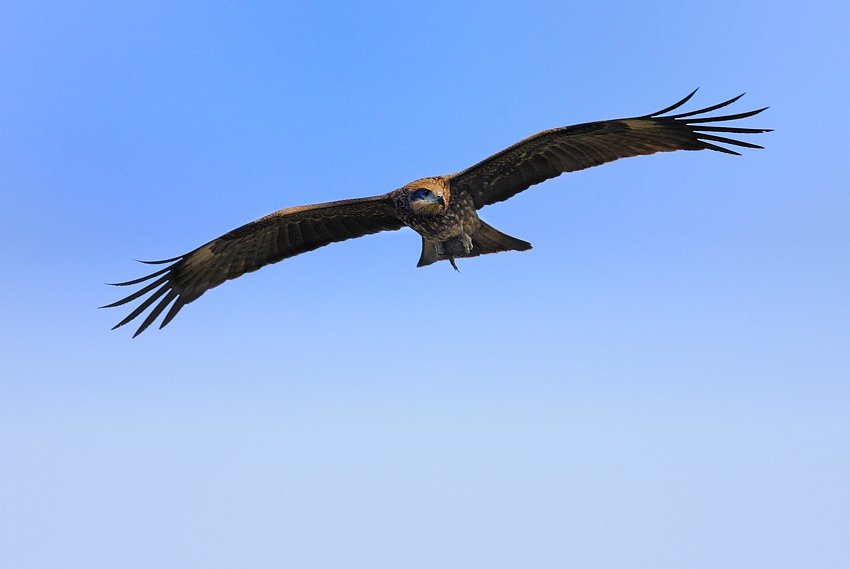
393;177;463;243
105;91;770;336
390;177;522;269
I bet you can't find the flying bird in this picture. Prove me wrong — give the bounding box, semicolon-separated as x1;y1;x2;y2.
104;90;770;336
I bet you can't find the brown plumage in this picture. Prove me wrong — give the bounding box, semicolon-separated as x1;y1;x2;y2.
104;90;770;336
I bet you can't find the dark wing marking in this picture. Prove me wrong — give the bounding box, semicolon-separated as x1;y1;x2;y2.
450;90;771;209
103;194;404;336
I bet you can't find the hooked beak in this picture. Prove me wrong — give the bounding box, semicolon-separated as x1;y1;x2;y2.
421;193;444;206
412;193;445;214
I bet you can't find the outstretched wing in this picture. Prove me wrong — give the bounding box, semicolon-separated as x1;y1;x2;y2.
104;194;404;336
451;90;771;209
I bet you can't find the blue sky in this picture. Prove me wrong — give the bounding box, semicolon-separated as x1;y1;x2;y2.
1;1;848;568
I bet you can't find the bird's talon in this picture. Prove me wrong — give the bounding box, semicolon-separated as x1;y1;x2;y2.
461;232;473;254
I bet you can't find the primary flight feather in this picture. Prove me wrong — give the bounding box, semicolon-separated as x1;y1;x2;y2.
104;90;770;336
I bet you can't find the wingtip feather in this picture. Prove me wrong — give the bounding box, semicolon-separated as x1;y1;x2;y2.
665;93;746;120
136;255;183;265
106;266;171;287
132;291;178;337
648;88;699;117
699;142;742;155
159;299;187;329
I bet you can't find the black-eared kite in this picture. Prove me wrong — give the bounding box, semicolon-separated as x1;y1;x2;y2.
105;90;770;336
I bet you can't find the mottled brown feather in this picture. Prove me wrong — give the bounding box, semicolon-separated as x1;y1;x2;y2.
103;195;403;336
450;91;771;209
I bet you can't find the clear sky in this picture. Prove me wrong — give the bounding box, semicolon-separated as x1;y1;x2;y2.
1;1;848;568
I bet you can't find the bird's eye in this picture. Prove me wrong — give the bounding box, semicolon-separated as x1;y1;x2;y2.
411;189;432;201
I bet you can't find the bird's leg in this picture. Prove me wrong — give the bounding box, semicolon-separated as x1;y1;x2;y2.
449;258;459;271
460;231;473;254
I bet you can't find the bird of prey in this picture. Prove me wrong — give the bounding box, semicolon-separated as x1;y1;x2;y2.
104;90;769;336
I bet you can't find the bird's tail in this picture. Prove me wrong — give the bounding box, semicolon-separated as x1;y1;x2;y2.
471;220;532;257
417;220;532;267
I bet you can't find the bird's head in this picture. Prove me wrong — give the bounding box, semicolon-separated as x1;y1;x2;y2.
406;178;449;215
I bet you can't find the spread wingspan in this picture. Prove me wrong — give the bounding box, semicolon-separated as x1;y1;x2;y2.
105;91;770;336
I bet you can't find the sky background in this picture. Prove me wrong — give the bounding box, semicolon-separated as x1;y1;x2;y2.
1;1;848;568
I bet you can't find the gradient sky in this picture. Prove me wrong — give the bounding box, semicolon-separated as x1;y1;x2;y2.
1;1;848;568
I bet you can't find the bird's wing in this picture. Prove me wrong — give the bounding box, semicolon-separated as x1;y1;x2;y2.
450;91;771;209
103;194;404;336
